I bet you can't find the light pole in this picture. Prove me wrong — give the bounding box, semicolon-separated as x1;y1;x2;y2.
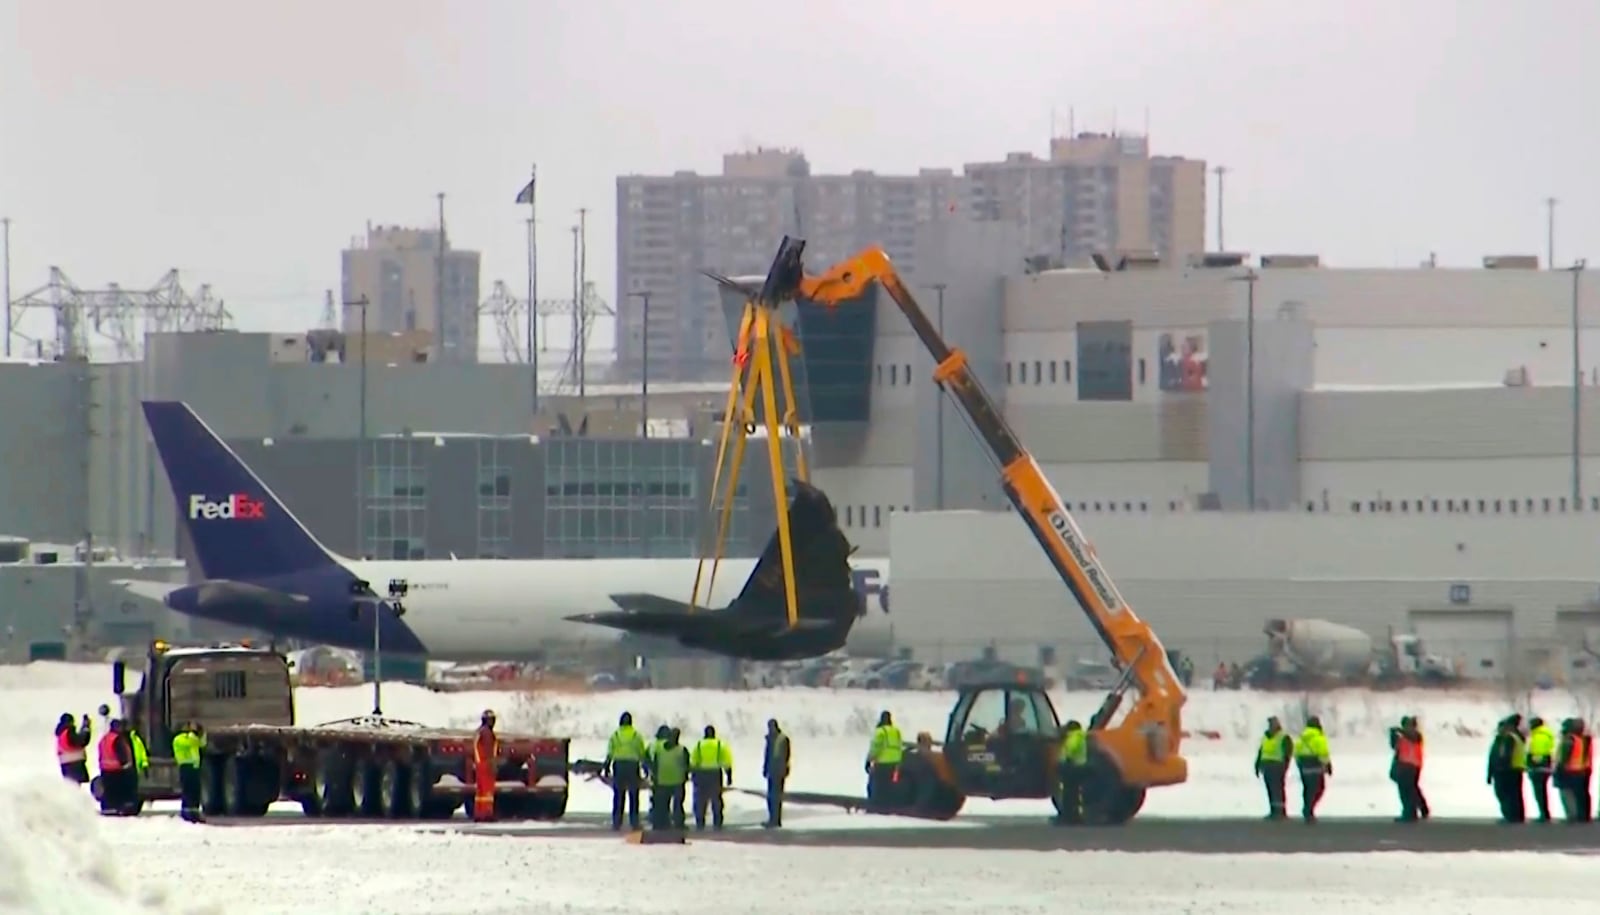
1570;259;1588;509
1228;269;1259;510
1212;165;1229;252
628;291;652;438
344;295;370;558
2;217;11;358
1547;197;1558;269
928;283;948;509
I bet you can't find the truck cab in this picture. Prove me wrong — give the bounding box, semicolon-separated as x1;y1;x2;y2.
111;640;295;803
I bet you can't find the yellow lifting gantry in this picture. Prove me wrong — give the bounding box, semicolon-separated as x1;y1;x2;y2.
690;245;813;628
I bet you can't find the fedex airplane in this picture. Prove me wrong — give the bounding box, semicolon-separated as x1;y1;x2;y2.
126;401;892;662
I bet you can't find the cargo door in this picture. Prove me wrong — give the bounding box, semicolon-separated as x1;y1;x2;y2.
1555;607;1600;685
1405;607;1514;681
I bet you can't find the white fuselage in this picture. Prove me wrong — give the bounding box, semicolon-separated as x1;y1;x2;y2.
340;555;893;660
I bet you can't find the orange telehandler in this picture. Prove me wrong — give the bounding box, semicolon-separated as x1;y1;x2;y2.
752;236;1188;824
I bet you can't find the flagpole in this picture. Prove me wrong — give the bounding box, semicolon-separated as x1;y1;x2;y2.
525;164;538;419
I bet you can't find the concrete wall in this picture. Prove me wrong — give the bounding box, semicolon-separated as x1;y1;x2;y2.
0;363;90;545
909;218;1020;512
0;561;189;662
888;510;1600;681
1207;312;1315;509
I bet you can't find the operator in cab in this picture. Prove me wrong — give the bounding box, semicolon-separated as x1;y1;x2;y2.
472;709;499;822
172;721;207;823
1527;716;1557;822
866;711;903;811
1254;716;1292;820
689;725;733;830
1055;719;1089;826
1293;716;1331;823
604;711;646;831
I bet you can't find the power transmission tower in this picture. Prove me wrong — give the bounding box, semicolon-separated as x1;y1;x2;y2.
6;267;232;360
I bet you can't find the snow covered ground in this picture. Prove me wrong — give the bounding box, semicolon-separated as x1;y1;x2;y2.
4;663;1598;914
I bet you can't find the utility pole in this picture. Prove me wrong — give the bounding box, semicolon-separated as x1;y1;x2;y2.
344;295;371;558
2;217;11;358
577;207;588;397
1546;197;1558;268
1571;259;1588;509
1228;269;1259;510
929;283;948;510
522;165;538;416
344;292;381;713
435;193;446;361
628;291;652;438
569;224;580;394
1212;165;1229;252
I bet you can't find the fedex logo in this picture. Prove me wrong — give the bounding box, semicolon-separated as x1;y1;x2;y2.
851;568;890;616
187;493;266;521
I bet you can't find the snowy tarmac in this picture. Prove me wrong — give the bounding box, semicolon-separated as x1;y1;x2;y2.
11;665;1600;914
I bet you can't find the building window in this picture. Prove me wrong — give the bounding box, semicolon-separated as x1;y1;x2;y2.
1006;363;1013;385
476;438;515;559
362;437;428;560
1033;360;1042;385
1048;361;1057;384
543;438;708;558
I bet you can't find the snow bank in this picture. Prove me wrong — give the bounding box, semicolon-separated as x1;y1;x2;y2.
0;775;218;915
8;661;1598;747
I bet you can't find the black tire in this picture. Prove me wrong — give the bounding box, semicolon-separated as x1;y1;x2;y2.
239;758;278;817
378;760;410;818
1071;749;1148;826
222;757;246;815
405;761;432;819
350;760;381;817
419;798;458;819
532;793;568;821
313;750;353;817
199;757;227;816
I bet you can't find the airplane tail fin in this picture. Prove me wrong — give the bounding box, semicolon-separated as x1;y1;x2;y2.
735;480;858;622
141;401;339;581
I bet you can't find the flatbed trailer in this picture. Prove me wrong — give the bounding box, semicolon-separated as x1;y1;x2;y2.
99;641;569;820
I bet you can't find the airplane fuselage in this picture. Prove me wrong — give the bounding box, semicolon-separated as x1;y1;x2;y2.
167;555;892;661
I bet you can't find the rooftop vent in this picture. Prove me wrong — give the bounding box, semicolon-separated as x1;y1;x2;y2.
1260;254;1321;268
1188;252;1246;269
1483;255;1539;270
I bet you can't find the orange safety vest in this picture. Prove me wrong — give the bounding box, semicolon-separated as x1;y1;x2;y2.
56;729;85;764
1395;734;1423;768
97;733;124;772
1565;735;1591;772
473;726;499;764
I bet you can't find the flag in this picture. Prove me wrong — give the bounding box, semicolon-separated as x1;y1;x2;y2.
514;175;535;205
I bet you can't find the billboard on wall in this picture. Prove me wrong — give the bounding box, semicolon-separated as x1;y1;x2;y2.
1158;332;1208;392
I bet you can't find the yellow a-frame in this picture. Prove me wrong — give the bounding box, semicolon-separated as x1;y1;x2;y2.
692;243;813;627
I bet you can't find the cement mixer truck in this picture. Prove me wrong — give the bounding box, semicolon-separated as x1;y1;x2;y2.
1252;618;1459;688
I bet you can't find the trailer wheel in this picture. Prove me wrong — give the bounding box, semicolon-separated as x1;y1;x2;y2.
349;760;382;817
527;793;568;821
377;760;410;818
404;761;432;819
199;757;227;816
313;750;353;817
222;757;247;815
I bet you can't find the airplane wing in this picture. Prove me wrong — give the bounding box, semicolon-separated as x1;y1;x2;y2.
111;579;179;602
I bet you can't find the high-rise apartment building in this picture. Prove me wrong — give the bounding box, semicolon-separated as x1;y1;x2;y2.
340;225;482;363
965;133;1206;270
615;137;1204;382
615;149;965;382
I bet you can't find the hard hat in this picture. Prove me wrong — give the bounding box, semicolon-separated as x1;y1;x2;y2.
619;711;632;726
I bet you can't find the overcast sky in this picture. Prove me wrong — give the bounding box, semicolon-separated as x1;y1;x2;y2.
3;0;1597;354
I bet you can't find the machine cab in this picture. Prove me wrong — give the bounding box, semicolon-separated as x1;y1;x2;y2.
111;641;295;760
941;675;1063;799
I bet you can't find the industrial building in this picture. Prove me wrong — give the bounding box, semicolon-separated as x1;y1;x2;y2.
0;327;783;660
615;134;1206;382
340;223;483;364
732;234;1597;684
